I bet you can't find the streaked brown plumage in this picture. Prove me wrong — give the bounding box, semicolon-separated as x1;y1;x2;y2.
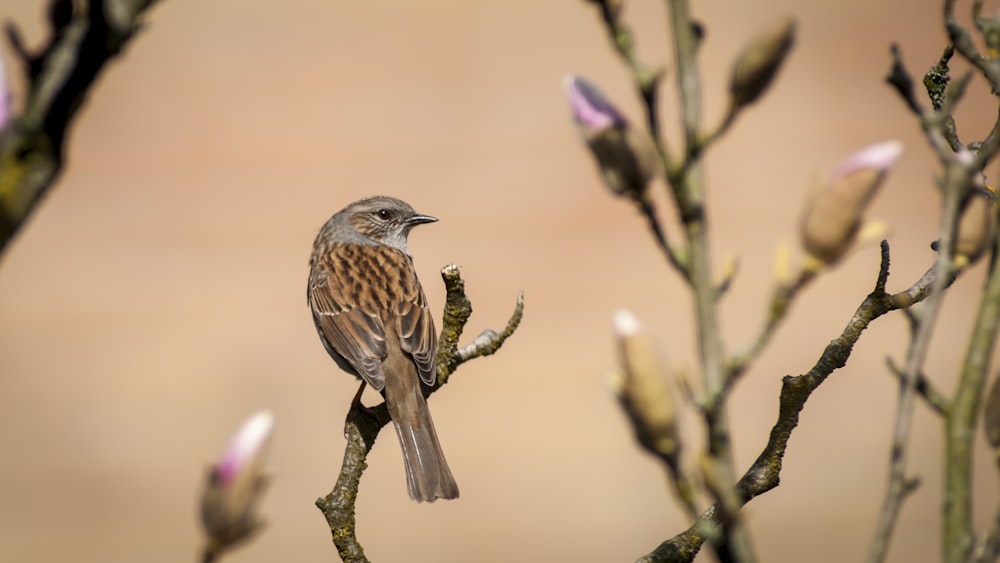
307;195;458;502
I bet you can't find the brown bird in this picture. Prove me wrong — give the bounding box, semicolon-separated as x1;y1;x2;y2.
307;195;459;502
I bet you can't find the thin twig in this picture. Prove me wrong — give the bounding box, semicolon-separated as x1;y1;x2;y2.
692;106;738;160
635;196;691;281
586;0;670;156
885;43;923;115
945;0;1000;89
885;358;951;417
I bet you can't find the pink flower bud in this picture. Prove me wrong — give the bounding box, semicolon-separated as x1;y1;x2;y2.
831;139;905;182
563;74;627;134
801;140;903;264
215;410;274;486
200;410;274;555
564;75;659;201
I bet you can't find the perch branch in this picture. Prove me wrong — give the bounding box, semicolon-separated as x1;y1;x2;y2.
315;265;522;562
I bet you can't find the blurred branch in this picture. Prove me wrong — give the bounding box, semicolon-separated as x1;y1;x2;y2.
634;195;692;283
0;0;161;256
586;0;668;154
867;122;970;563
942;212;1000;563
885;43;924;115
945;0;1000;90
872;8;1000;557
886;358;951;417
661;0;752;559
315;265;522;562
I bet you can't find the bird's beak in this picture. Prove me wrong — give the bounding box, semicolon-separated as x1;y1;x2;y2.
406;214;438;226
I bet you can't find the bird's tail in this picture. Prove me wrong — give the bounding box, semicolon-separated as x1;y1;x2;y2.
384;366;459;502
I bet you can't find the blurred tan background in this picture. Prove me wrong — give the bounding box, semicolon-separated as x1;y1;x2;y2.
1;0;997;561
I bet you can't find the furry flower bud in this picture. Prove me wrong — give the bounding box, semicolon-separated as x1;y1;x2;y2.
611;309;679;464
954;193;995;266
564;74;658;201
800;140;903;264
729;17;796;110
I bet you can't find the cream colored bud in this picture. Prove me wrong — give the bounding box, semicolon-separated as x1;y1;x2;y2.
729;17;796;110
564;74;659;201
587;126;659;200
612;309;679;462
773;240;791;286
954;194;995;266
801;140;903;264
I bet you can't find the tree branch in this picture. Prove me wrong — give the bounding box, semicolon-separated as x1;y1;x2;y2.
0;0;161;256
639;241;964;562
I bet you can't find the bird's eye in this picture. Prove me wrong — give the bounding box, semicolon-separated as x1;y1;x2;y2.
376;209;391;220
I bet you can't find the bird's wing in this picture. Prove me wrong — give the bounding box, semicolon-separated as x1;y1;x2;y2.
308;244;388;390
394;254;439;387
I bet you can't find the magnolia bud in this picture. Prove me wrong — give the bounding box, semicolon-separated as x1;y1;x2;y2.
800;140;903;265
729;17;796;110
611;309;679;464
200;410;274;555
954;193;995;266
563;74;659;201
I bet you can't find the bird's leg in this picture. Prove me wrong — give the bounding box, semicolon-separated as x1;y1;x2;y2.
344;381;377;435
350;381;368;411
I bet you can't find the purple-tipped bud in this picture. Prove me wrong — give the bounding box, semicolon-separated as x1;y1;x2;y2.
564;74;658;201
215;410;274;486
831;140;905;182
200;410;274;555
801;140;903;265
612;309;679;465
564;74;628;134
